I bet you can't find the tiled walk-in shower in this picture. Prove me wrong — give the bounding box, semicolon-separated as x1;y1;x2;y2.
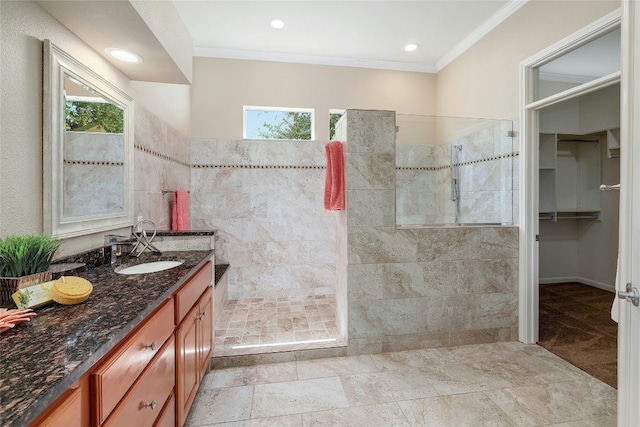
214;295;340;357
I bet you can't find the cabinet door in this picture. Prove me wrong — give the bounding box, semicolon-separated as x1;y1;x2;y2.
198;287;214;382
176;304;199;427
38;382;84;427
103;336;175;427
154;393;175;427
175;262;212;324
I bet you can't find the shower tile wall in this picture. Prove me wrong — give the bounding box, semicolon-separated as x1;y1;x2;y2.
189;139;337;300
457;121;515;224
342;110;519;355
396;145;451;224
133;106;191;230
64;132;124;217
396;121;516;225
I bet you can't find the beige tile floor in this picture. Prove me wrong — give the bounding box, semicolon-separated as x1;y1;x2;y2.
186;341;617;426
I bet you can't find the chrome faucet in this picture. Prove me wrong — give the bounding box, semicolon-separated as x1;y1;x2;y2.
104;234;136;264
104;219;162;264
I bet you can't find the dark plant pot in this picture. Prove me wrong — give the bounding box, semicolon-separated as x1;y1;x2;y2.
0;272;52;306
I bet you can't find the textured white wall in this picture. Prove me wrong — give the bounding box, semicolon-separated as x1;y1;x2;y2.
0;1;191;256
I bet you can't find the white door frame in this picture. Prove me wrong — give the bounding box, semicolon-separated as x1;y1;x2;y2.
618;1;640;423
518;9;621;345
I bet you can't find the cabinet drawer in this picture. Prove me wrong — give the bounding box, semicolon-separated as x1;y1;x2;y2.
175;261;212;324
154;393;175;427
104;336;176;427
92;299;174;424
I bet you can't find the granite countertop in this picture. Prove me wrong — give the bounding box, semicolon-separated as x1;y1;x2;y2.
0;249;214;427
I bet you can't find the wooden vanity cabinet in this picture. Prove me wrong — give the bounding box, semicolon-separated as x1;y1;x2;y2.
34;258;214;427
176;262;213;427
91;299;175;426
33;377;90;427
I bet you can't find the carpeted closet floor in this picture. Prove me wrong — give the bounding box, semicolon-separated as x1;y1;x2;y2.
538;282;617;388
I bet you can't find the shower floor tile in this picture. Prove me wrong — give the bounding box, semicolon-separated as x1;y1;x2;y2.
214;294;340;356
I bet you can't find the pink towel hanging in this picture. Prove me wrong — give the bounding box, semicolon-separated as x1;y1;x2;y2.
324;141;345;210
172;189;190;231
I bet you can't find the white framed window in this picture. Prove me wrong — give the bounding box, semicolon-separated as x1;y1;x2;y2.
243;106;315;140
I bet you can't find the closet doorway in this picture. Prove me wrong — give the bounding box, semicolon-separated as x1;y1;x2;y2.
519;11;621;353
536;84;620;388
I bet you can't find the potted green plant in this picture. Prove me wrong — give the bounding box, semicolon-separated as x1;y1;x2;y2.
0;234;60;305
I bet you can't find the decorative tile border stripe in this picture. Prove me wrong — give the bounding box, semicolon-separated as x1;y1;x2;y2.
397;151;519;171
156;151;519;171
192;164;326;169
64;160;124;166
135;144;190;167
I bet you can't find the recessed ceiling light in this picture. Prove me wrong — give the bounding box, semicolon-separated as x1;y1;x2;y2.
404;43;419;52
271;19;285;29
105;47;144;64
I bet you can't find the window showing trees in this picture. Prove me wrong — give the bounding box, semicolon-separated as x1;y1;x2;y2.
244;106;314;140
329;110;345;140
65;99;124;133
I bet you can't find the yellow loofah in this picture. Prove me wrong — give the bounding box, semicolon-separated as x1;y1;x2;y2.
51;276;92;305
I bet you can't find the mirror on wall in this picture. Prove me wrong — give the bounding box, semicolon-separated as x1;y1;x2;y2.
43;40;134;238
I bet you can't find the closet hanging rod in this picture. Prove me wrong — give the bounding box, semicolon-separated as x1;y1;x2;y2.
557;214;601;220
600;184;620;191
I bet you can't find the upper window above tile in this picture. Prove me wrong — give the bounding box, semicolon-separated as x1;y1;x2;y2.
244;106;314;141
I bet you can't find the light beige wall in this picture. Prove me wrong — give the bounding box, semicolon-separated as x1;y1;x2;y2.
435;0;620;119
0;1;190;256
191;58;436;141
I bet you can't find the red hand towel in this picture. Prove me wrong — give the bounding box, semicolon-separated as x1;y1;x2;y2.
324;141;345;210
172;189;190;231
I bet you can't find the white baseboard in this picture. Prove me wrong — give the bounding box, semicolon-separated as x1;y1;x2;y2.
539;276;615;293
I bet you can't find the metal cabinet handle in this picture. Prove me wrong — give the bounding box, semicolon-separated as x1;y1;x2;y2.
143;399;157;410
144;341;157;351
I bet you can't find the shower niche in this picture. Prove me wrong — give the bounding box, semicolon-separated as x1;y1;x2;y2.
395;114;516;227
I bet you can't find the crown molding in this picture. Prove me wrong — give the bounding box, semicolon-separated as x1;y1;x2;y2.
436;0;529;72
194;46;437;73
193;0;527;75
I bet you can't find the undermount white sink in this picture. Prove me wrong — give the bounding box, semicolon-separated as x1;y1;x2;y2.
115;260;184;275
